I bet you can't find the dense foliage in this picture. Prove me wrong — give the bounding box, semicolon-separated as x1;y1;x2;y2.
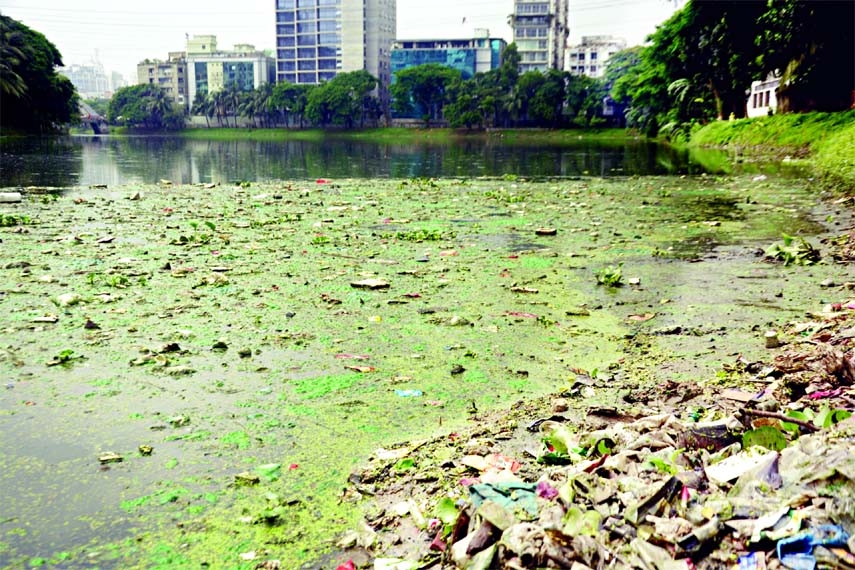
613;0;854;138
391;63;461;127
0;14;78;133
108;84;184;130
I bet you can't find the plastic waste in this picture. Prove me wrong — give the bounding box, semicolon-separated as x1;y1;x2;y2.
0;192;22;203
776;524;850;570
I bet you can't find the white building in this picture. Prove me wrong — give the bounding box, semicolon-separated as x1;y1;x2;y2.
566;35;627;79
746;73;780;117
58;63;110;98
185;35;276;103
509;0;569;73
274;0;396;110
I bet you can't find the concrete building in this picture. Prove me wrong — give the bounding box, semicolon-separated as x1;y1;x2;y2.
59;63;110;98
137;52;188;106
186;35;276;103
391;31;506;80
746;73;780;118
274;0;396;108
509;0;568;73
566;35;627;79
110;71;127;93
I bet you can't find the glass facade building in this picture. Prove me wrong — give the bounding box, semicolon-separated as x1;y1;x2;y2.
274;0;396;113
185;36;276;103
391;37;505;80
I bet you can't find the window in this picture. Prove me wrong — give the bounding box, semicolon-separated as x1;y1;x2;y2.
318;46;337;57
278;37;296;47
278;48;296;59
298;72;316;83
277;11;295;22
298;34;317;46
765;91;770;106
318;58;337;70
590;52;597;60
318;19;338;31
277;0;295;8
298;22;317;33
752;93;758;108
297;0;316;6
277;24;295;35
298;60;316;70
298;47;316;58
318;32;340;45
319;71;336;81
297;8;316;20
318;7;338;18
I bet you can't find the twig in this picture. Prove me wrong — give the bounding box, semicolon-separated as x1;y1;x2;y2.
740;408;819;433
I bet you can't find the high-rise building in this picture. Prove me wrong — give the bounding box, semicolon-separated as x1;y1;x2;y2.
274;0;396;107
59;63;110;98
509;0;569;73
185;35;276;104
566;35;627;79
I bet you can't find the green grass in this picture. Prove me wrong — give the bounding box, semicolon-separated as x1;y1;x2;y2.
690;110;855;192
690;110;855;153
813;120;855;192
178;126;637;145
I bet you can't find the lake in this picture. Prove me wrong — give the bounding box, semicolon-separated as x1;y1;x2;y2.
0;134;836;568
1;134;749;188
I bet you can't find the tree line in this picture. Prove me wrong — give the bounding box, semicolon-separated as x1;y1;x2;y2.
2;0;852;135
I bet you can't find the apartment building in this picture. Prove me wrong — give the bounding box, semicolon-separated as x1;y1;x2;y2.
566;35;627;79
185;35;276;103
137;52;188;106
509;0;569;73
274;0;396;108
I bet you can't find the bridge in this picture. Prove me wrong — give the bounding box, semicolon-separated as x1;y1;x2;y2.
79;101;109;134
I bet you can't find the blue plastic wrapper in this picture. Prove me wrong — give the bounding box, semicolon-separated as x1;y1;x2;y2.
776;524;850;570
738;552;760;570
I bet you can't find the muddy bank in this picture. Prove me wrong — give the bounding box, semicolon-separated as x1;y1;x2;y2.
0;175;849;567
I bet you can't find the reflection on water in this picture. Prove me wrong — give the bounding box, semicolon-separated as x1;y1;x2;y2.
0;134;786;187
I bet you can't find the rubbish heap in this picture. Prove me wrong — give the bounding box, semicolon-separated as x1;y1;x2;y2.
338;298;855;570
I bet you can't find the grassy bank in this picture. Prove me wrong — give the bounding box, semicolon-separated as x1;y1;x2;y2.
179;126;635;145
690;110;855;191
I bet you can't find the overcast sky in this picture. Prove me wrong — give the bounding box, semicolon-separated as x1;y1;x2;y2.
0;0;681;83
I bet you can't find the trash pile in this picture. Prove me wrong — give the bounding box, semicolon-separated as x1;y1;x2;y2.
337;297;855;570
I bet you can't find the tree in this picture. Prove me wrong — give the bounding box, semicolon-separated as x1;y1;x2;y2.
191;91;215;128
565;74;607;127
271;81;312;128
0;14;78;133
391;63;461;127
530;70;569;127
759;0;855;112
305;71;378;128
108;84;184;130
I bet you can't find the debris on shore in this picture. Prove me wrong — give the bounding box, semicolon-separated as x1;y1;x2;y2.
338;296;855;570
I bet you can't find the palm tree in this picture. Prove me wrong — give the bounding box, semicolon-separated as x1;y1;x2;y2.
145;88;172;129
191;91;214;128
0;17;27;98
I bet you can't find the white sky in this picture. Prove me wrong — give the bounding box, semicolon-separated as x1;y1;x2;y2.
0;0;680;84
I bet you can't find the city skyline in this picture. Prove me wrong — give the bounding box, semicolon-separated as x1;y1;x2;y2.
0;0;681;89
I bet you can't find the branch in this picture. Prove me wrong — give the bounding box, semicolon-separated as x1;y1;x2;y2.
739;408;819;433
